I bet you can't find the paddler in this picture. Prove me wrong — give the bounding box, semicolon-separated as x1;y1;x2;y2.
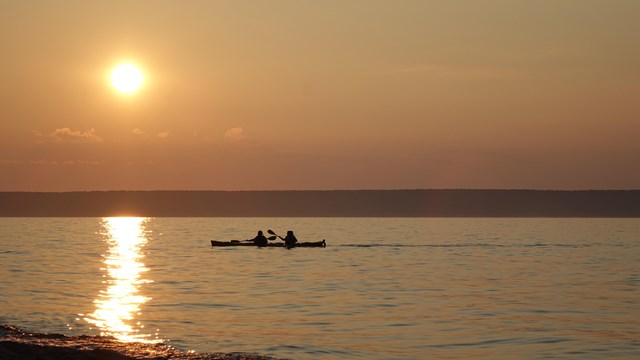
250;230;269;246
278;230;298;248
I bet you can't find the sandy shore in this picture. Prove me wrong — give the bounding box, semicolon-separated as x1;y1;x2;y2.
0;325;280;360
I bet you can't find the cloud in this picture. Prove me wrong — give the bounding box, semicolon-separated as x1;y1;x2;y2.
34;128;103;143
388;64;522;79
224;127;246;142
132;128;169;139
61;160;101;166
0;159;100;165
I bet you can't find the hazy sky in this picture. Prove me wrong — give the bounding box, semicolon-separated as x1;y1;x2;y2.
1;0;638;191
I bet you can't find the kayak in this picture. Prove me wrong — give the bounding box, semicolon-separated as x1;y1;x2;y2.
211;240;326;248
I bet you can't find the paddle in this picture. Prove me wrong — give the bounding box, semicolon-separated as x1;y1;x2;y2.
269;229;294;244
241;235;277;242
269;229;298;249
229;235;277;244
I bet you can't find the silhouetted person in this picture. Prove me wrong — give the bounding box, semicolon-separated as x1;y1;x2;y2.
251;230;269;247
279;230;298;248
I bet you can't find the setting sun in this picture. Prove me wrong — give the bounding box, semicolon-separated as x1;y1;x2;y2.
111;64;143;94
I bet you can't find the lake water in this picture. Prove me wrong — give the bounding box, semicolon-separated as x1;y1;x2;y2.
0;217;638;359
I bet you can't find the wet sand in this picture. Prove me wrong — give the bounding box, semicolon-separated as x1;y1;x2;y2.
0;325;280;360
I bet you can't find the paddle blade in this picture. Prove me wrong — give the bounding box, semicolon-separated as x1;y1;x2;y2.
267;235;277;240
267;229;276;235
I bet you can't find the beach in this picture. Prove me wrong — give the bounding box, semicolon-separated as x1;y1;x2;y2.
0;324;278;360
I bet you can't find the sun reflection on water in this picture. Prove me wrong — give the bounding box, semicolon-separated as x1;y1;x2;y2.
84;217;159;343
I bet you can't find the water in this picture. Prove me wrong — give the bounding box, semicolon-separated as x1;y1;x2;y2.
1;217;639;359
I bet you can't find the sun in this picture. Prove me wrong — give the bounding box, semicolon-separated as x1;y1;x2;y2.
111;64;143;94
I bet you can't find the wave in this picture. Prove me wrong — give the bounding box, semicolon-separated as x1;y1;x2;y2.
0;324;279;360
337;243;596;248
338;243;505;248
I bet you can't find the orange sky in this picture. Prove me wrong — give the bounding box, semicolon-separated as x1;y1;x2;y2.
1;0;639;191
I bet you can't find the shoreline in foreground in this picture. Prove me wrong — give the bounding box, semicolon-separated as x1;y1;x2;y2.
0;324;280;360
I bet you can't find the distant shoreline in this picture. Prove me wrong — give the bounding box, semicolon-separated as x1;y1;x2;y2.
1;190;639;217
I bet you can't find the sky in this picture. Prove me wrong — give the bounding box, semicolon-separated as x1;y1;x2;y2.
1;0;639;191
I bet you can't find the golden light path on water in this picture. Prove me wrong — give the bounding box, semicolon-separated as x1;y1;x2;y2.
83;217;160;343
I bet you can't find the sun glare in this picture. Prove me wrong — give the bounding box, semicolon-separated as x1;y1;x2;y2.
84;217;159;343
111;64;143;94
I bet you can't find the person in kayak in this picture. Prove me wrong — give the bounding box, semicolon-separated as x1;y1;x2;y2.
250;230;269;246
278;230;298;247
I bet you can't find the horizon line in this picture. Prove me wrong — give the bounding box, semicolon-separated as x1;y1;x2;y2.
2;188;640;193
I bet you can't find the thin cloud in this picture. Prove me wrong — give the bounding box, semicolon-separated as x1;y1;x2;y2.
61;160;101;166
132;128;145;135
34;128;103;143
388;64;522;79
224;127;246;142
157;131;170;139
0;159;100;165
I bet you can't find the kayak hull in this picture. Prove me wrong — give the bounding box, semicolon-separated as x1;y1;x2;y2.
211;240;326;248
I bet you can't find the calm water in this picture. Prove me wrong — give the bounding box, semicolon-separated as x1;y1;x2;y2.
0;217;639;359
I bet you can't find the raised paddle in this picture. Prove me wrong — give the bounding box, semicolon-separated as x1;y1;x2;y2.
269;229;296;248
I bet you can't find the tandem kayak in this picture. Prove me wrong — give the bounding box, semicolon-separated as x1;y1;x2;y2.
211;240;326;248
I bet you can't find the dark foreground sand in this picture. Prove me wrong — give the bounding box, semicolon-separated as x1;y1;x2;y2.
0;325;280;360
